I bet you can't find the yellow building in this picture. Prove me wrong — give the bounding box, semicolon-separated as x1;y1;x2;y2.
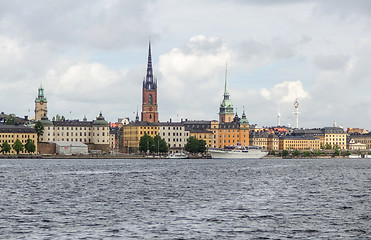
122;121;158;153
279;136;321;151
267;134;279;151
190;130;214;148
322;127;347;150
0;125;38;155
249;132;268;149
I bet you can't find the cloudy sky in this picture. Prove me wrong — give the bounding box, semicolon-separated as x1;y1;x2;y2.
1;0;370;129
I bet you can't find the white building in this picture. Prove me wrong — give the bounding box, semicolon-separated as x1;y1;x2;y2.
39;112;110;153
158;122;190;154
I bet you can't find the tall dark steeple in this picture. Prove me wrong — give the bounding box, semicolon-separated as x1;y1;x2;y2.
143;41;157;90
141;40;159;122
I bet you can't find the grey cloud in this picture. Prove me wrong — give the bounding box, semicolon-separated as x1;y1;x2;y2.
314;54;350;71
0;0;154;49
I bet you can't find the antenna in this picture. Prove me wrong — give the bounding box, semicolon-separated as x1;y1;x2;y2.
294;99;300;129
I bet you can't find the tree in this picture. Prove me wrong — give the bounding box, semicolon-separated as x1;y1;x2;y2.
139;134;155;153
281;150;289;157
12;139;24;154
6;115;15;125
293;150;301;157
334;149;341;156
185;137;200;153
153;135;169;154
25;139;36;154
303;151;311;157
198;139;207;153
325;143;332;150
34;121;44;141
1;141;11;154
269;150;276;156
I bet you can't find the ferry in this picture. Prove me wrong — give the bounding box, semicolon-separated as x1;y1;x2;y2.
208;146;268;159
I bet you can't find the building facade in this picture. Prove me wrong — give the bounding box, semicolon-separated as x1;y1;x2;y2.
35;85;47;121
279;136;321;151
0;125;38;155
322;127;347;150
39;113;110;152
349;133;371;150
141;42;159;122
122;121;159;153
158;122;190;153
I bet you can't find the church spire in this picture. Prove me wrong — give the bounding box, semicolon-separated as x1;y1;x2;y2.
224;62;229;97
143;40;157;90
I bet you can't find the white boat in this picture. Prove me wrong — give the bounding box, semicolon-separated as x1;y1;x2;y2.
208;146;268;159
167;152;188;159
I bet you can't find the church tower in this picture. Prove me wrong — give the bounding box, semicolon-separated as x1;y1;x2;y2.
141;41;159;122
219;64;234;123
35;85;48;121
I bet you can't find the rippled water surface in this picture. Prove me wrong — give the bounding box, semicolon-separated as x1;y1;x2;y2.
0;158;370;239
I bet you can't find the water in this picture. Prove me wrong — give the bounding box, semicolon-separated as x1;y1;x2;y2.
0;158;369;239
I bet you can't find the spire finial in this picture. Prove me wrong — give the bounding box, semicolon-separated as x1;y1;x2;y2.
224;62;229;96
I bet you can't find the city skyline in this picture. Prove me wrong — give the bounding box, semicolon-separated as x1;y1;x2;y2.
1;1;370;129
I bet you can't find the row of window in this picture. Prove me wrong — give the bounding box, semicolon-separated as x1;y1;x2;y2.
48;127;107;131
45;138;106;143
161;132;189;137
0;135;36;139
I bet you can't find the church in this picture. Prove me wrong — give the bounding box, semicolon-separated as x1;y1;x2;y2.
141;41;159;122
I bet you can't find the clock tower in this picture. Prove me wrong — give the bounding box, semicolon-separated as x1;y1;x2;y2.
141;41;159;122
35;85;48;121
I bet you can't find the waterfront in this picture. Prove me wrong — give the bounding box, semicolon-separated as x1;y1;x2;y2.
0;158;369;239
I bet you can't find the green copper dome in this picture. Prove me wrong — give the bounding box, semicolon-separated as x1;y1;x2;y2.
93;112;109;126
39;115;53;126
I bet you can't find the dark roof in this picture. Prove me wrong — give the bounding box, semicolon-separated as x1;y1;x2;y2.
321;127;346;134
0;125;36;133
291;129;324;136
53;120;93;127
279;135;318;140
157;122;185;127
127;121;159;127
219;122;240;129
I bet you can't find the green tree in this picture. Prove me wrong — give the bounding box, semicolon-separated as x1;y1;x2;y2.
139;134;155;153
1;141;11;154
334;149;341;156
153;135;169;154
34;121;44;141
293;150;301;157
12;139;24;154
346;150;351;156
6;115;15;125
198;139;207;153
303;151;311;157
269;150;276;156
325;143;332;150
281;150;289;157
314;150;322;156
25;139;36;154
185;137;201;153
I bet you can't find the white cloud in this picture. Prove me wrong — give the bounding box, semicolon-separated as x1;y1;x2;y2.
260;80;310;103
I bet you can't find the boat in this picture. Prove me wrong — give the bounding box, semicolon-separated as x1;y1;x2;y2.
167;152;188;159
208;146;268;159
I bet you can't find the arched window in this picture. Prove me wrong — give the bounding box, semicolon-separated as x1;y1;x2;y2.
149;94;153;105
149;114;152;119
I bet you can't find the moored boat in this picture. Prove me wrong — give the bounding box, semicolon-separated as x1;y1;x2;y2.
167;152;188;159
208;146;268;159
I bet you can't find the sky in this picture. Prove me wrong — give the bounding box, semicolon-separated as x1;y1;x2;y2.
1;0;370;130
